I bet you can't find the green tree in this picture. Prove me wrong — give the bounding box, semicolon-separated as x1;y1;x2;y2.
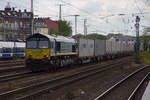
56;20;72;36
73;33;106;40
107;33;123;36
49;27;57;35
141;27;150;51
142;27;150;50
86;33;106;40
143;27;150;34
73;34;85;38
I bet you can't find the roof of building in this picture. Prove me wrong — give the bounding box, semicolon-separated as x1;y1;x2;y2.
45;18;58;30
0;7;32;19
34;18;47;28
34;18;58;31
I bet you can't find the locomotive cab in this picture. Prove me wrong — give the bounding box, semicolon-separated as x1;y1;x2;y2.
25;33;55;71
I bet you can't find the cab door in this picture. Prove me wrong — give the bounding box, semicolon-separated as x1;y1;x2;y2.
50;39;56;56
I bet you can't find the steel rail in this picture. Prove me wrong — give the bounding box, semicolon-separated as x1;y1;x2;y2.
94;64;150;100
0;65;25;73
0;71;32;82
0;60;24;63
0;60;24;67
127;72;150;100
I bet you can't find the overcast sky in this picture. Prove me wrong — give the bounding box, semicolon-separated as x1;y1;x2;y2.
0;0;150;36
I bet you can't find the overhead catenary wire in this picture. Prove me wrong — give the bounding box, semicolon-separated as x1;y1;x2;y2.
6;0;143;34
2;0;150;36
58;0;123;32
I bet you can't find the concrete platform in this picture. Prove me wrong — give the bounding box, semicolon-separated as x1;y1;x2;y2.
142;81;150;100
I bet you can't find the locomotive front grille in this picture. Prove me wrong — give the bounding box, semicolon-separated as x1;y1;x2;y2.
25;49;50;60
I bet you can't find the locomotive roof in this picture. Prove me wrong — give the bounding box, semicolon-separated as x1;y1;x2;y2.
56;35;76;43
31;33;76;43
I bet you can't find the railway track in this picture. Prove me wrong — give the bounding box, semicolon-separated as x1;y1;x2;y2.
94;64;150;100
0;59;24;63
0;65;26;73
0;58;125;73
0;58;130;100
127;72;150;100
0;59;25;74
0;60;24;67
0;57;131;80
0;71;32;83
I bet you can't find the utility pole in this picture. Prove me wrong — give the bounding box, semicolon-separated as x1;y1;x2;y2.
59;4;62;20
135;16;140;63
75;15;79;34
70;15;80;35
57;4;64;33
58;4;65;20
69;15;80;34
31;0;33;12
31;0;34;34
84;19;87;36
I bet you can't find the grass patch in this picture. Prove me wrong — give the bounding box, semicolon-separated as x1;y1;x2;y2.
139;51;150;63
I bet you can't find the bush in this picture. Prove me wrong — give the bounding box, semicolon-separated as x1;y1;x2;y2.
139;51;150;63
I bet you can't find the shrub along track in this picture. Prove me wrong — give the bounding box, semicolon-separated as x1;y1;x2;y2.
0;57;132;100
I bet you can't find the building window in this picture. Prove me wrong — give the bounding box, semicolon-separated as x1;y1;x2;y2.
20;22;23;28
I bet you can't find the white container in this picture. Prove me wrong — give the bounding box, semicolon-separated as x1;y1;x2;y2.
78;39;94;57
116;42;121;53
87;39;94;57
111;40;118;54
94;40;106;56
106;40;112;54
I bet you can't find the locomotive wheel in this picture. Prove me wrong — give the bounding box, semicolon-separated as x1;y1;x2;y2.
60;61;63;67
52;65;57;72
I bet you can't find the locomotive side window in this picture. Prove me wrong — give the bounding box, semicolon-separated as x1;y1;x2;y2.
27;41;37;48
72;44;76;52
56;42;60;52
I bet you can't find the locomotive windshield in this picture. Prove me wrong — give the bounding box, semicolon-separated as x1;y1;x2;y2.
26;41;49;49
27;41;37;48
39;41;49;48
26;34;50;49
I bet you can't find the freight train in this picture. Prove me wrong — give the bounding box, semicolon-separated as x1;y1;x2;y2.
25;33;134;72
0;41;25;59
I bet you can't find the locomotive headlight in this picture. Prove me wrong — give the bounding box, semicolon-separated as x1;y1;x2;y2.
44;55;49;59
27;55;32;59
44;55;48;57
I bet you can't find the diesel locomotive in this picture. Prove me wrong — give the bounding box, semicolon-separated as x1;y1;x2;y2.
25;33;78;72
